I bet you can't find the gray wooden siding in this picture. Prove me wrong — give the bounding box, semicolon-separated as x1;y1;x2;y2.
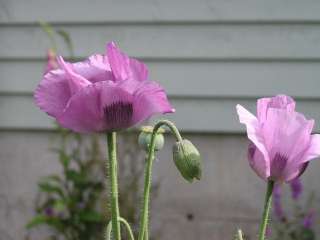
1;0;320;132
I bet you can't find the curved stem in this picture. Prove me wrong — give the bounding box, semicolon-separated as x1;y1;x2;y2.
119;218;135;240
107;132;121;240
237;229;244;240
106;218;135;240
138;120;183;240
106;220;112;240
258;180;274;240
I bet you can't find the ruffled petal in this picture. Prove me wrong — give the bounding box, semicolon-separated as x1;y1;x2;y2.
261;108;314;162
301;134;320;162
72;54;114;83
106;42;148;82
236;104;270;176
57;82;106;133
57;56;91;94
131;81;175;124
257;95;295;123
34;69;71;117
58;81;137;133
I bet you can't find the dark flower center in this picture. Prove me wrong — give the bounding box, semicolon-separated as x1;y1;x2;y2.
104;101;133;130
270;153;288;180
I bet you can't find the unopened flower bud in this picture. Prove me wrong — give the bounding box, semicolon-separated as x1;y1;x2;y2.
173;139;202;182
138;126;165;151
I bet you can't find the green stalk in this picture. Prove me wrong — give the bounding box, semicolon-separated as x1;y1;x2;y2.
107;132;121;240
237;229;244;240
106;218;135;240
138;120;182;240
258;180;274;240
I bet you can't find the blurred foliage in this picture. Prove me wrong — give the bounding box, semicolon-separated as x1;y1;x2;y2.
271;180;317;240
26;22;160;240
26;128;106;240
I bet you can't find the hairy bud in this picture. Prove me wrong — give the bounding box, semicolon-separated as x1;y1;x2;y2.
138;126;165;152
173;139;202;182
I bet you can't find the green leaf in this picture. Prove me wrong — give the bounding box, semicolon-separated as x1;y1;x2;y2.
301;228;315;240
26;215;63;230
59;151;70;169
43;175;62;183
26;215;48;229
78;210;103;222
66;169;85;184
38;182;64;197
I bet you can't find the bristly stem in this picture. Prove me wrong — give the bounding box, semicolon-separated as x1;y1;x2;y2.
258;180;274;240
138;120;183;240
107;132;121;240
106;218;135;240
237;229;244;240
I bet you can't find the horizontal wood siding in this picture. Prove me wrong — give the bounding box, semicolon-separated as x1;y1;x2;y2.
1;0;320;132
1;0;320;23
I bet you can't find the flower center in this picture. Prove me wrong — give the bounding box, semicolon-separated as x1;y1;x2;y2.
104;101;133;130
270;153;288;180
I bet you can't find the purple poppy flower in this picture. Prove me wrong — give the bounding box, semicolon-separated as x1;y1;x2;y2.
34;42;174;133
237;95;320;182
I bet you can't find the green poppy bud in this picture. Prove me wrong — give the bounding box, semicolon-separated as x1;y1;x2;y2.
173;139;202;183
138;126;165;152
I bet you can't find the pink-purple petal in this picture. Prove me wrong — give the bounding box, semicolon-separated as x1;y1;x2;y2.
236;104;270;176
57;82;107;133
106;42;148;81
301;134;320;163
57;56;91;94
132;81;175;124
257;95;295;123
261;108;314;162
34;69;71;117
72;54;114;83
248;143;269;180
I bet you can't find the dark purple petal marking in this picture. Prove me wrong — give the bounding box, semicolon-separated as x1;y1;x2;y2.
270;153;288;180
104;101;133;130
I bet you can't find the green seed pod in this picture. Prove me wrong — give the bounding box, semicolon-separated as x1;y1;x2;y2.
138;126;165;152
173;139;202;183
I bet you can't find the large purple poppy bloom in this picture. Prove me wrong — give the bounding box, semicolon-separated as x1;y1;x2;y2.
35;42;174;133
237;95;320;182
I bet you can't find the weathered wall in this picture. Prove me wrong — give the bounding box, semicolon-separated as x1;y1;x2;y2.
0;132;319;240
1;0;320;132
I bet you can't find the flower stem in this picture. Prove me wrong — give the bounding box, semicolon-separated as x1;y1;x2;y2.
258;180;274;240
237;229;244;240
107;132;121;240
106;217;135;240
138;120;182;240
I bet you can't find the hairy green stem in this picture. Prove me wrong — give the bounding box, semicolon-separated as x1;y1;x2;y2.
138;120;183;240
258;180;274;240
107;132;121;240
237;229;244;240
106;217;135;240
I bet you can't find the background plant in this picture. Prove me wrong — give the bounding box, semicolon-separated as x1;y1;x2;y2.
271;178;317;240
